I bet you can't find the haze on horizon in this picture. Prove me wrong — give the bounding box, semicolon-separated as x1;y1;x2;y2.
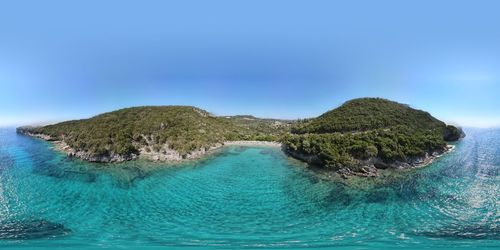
1;0;500;128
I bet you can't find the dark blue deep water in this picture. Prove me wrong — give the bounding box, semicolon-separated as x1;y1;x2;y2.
0;128;498;249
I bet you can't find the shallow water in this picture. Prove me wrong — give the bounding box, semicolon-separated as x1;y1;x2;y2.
0;128;498;249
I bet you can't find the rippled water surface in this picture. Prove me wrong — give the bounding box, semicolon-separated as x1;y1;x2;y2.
0;128;498;249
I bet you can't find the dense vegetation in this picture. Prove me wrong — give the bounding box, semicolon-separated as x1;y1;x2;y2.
282;98;463;173
292;98;446;134
224;115;291;141
20;106;289;158
284;126;446;171
17;98;463;173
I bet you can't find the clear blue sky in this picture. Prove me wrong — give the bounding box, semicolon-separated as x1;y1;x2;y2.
1;0;499;127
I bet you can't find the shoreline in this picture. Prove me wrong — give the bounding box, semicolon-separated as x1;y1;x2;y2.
223;141;282;147
26;131;283;164
137;141;282;163
283;144;456;179
19;131;455;178
412;144;455;168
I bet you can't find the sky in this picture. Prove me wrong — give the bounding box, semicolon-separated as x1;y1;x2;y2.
1;0;500;127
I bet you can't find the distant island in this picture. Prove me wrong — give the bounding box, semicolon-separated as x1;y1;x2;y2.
17;98;464;177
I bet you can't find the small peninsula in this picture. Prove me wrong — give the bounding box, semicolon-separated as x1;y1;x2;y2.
282;98;464;177
17;98;464;177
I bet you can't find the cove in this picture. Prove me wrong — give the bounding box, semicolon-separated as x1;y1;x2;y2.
0;128;498;249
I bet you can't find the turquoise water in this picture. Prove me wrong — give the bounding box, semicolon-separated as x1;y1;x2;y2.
0;128;498;249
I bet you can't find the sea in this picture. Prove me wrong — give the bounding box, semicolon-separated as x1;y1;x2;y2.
0;128;498;249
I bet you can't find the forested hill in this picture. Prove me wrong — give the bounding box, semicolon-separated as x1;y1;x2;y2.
292;98;447;134
282;98;465;177
17;106;290;162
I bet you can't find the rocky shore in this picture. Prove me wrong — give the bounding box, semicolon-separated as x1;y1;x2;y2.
283;144;455;179
52;140;138;162
17;129;282;164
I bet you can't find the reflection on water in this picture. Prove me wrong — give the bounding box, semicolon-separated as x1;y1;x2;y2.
0;128;498;249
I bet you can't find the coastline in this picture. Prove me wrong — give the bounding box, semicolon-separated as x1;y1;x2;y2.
19;131;455;178
138;141;282;162
21;131;283;164
283;144;456;179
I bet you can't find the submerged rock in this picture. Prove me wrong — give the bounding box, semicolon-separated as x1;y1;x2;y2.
0;219;71;240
